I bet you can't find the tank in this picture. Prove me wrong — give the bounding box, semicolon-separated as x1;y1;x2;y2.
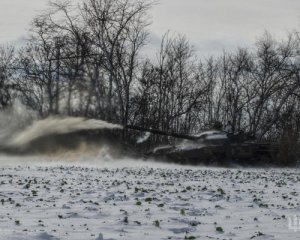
126;125;279;166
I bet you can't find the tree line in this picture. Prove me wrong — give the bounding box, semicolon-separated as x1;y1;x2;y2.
1;0;300;144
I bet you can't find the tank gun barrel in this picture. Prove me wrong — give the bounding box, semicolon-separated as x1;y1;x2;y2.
126;125;197;140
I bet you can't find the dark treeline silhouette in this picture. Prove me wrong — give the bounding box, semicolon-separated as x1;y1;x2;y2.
1;0;300;158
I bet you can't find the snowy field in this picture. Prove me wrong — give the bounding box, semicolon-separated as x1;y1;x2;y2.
0;156;299;240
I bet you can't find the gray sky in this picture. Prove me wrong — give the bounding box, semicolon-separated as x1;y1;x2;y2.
0;0;300;57
0;0;47;43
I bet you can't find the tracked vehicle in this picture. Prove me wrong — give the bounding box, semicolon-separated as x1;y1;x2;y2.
127;125;279;166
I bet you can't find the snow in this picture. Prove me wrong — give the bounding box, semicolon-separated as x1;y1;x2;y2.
0;157;299;240
193;130;224;138
206;134;228;140
7;117;122;148
193;130;228;141
153;145;174;153
136;132;151;144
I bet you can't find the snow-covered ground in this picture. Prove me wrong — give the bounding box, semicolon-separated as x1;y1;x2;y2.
0;156;299;240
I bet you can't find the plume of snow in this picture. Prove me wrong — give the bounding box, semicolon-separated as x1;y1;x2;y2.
0;101;122;152
136;132;151;144
9;117;122;147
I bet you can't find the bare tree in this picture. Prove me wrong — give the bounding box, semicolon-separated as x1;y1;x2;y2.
81;0;153;125
133;34;210;135
0;45;15;109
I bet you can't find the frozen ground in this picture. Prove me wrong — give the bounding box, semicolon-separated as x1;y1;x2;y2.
0;156;299;240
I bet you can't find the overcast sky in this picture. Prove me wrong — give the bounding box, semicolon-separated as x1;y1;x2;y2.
0;0;300;57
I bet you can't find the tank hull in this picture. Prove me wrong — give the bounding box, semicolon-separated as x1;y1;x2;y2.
149;142;279;166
